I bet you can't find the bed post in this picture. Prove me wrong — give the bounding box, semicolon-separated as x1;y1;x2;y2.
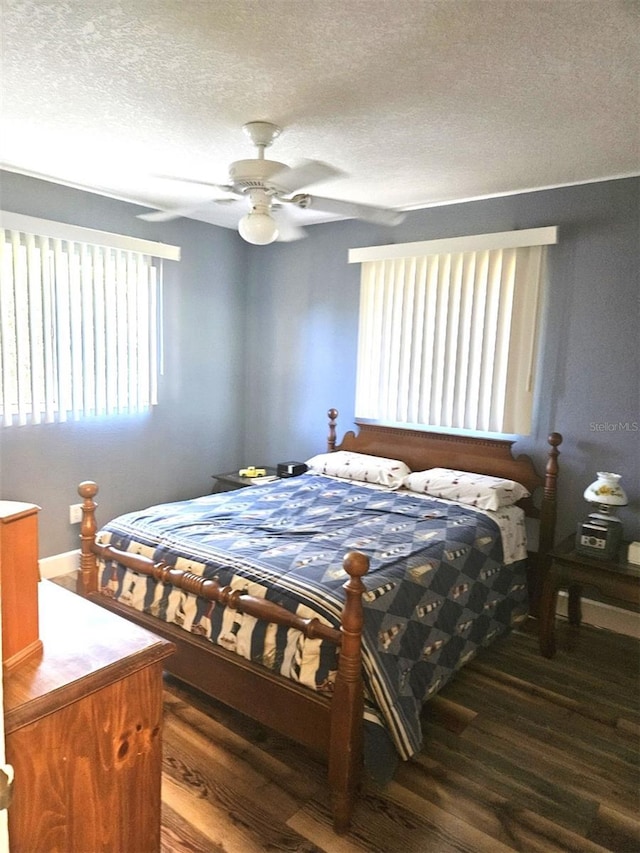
538;432;562;558
77;480;99;596
327;408;338;452
329;549;367;833
532;432;562;614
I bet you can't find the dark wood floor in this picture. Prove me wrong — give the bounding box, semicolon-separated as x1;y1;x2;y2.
159;617;639;853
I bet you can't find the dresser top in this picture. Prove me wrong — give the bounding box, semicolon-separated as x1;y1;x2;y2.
4;580;174;733
0;501;40;522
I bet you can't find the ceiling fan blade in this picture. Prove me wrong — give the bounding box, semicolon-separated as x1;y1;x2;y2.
153;174;240;196
298;194;406;226
273;209;307;242
137;197;241;223
269;160;343;195
138;206;201;222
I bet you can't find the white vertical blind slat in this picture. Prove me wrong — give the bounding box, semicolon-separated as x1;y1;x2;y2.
0;236;15;425
80;244;96;417
40;236;56;424
26;235;44;426
52;239;71;422
490;248;517;432
149;264;159;406
503;245;544;432
453;253;475;429
441;253;462;427
0;236;7;425
418;255;438;425
69;245;85;420
405;256;426;423
104;248;118;415
93;246;107;417
477;250;502;431
396;259;414;422
9;232;26;425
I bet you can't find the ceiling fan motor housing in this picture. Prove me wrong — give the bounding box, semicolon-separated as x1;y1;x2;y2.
229;159;291;194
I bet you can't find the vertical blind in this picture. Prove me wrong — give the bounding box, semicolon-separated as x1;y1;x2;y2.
349;227;557;435
0;213;180;427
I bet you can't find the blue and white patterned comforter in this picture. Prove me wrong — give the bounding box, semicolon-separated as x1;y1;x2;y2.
97;472;528;760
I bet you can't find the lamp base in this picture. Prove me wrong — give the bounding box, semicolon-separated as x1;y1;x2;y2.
576;514;623;560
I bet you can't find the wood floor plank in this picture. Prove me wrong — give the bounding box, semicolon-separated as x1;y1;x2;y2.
163;691;322;806
161;800;225;853
484;626;640;716
286;809;374;853
461;705;640;815
164;676;328;786
588;803;640;852
384;776;613;853
292;785;518;853
435;668;639;769
157;619;639;852
418;723;599;836
162;708;336;851
162;775;279;853
441;672;639;777
429;694;478;733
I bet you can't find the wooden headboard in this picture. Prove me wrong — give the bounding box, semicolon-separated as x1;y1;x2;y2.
326;408;562;568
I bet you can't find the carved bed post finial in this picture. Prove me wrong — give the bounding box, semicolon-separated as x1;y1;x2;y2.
78;481;99;596
544;432;562;499
327;408;339;452
539;430;562;548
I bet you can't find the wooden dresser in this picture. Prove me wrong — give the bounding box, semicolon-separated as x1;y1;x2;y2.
4;580;174;852
0;501;43;670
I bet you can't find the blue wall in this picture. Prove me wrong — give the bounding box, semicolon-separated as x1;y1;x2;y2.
0;171;248;554
242;178;639;544
1;172;638;556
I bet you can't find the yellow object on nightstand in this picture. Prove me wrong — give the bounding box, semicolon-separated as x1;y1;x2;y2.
239;467;266;478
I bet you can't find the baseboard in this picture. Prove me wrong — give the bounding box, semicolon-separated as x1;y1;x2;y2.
39;550;638;640
39;550;79;579
556;591;639;640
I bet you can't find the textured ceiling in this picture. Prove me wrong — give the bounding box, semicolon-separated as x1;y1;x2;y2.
1;0;639;231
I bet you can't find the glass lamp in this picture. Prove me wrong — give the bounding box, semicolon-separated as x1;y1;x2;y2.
238;188;279;245
576;472;627;559
238;211;279;245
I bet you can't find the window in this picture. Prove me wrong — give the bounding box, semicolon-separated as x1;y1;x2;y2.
349;227;557;436
0;212;180;426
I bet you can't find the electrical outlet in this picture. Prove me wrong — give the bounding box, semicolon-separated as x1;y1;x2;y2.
69;503;83;525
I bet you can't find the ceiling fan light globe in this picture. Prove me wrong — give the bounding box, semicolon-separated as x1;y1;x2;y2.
238;211;279;245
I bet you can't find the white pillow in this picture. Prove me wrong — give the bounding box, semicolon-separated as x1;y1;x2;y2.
305;451;411;490
403;467;530;510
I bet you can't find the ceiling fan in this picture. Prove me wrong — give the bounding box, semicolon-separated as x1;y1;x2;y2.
138;121;406;244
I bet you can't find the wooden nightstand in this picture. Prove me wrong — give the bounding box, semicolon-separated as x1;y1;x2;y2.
211;467;278;493
539;534;640;658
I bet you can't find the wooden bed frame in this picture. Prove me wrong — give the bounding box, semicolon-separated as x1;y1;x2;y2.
76;409;562;833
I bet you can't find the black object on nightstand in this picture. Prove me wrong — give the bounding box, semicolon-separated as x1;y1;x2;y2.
539;534;640;658
211;468;278;493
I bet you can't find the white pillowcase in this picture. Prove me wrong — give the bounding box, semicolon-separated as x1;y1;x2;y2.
305;451;411;490
403;467;530;510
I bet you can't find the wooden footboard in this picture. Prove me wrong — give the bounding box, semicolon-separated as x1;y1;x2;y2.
77;480;367;834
